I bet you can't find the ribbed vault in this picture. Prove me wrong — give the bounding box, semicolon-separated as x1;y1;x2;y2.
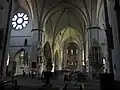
45;6;86;47
16;0;103;63
57;27;83;46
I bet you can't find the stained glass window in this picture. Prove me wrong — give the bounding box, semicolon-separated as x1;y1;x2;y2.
12;12;29;30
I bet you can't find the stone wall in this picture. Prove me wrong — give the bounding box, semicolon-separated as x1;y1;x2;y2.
107;0;120;81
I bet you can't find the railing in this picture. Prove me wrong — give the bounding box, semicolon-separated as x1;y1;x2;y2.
0;79;19;90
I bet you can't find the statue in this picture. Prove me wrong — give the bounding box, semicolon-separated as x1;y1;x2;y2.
92;38;99;47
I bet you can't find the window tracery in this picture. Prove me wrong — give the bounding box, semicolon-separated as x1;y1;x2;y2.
12;12;29;30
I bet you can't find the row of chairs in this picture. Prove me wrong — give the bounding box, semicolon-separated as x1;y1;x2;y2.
0;79;19;90
63;81;84;90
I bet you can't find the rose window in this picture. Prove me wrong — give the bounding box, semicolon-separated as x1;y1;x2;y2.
12;12;29;30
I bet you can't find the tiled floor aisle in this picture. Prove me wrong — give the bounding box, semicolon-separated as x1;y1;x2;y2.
5;75;100;90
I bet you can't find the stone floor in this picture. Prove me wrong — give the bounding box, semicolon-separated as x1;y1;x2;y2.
5;75;100;90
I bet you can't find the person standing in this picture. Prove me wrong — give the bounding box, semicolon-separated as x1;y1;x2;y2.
64;73;69;83
22;70;25;76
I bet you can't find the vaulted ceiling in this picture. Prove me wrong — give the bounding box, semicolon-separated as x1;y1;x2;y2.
17;0;103;47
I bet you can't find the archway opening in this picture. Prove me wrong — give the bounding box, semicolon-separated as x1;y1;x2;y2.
12;49;29;76
43;41;53;71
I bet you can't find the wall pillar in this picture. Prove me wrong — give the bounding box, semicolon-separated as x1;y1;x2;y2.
0;0;13;78
107;0;120;81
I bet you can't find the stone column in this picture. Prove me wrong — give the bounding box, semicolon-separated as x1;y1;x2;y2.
59;49;62;70
30;0;39;65
77;53;81;71
86;40;89;72
0;0;13;78
87;0;99;75
90;0;99;41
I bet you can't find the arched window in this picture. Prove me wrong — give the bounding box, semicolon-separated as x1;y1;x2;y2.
76;49;78;54
82;60;85;66
66;49;68;54
24;39;27;46
71;49;73;55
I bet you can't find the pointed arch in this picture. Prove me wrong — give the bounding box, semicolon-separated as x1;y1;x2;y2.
44;41;52;60
41;1;89;28
13;48;25;62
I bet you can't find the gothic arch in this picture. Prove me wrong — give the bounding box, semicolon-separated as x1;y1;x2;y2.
12;48;29;75
41;1;89;28
13;48;25;62
43;41;52;60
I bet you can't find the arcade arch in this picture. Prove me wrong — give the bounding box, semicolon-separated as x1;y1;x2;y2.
12;48;29;76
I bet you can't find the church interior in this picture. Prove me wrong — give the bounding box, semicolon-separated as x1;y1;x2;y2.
0;0;120;90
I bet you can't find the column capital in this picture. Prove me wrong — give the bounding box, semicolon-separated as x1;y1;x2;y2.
31;28;44;32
